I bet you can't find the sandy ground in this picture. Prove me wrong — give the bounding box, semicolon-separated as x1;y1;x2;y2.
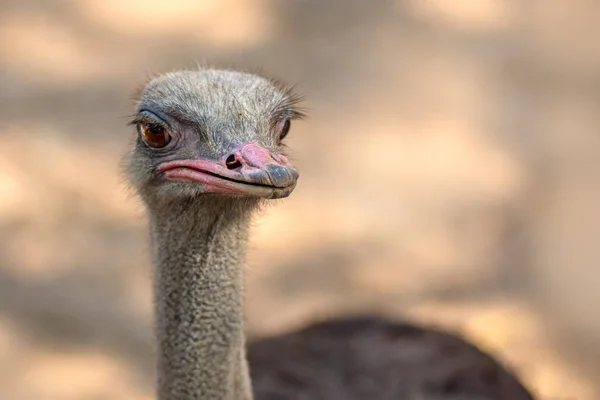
0;1;599;399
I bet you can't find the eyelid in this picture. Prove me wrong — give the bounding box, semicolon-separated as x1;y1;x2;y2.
131;110;170;128
275;110;294;122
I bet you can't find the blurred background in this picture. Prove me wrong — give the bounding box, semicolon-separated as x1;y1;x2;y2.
0;0;599;399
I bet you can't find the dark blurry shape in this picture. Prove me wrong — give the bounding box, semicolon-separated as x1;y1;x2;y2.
250;315;533;400
123;69;534;399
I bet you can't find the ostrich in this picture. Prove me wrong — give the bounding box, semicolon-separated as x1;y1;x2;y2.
125;69;535;400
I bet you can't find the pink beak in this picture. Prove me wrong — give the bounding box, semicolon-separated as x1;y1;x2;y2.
157;143;299;199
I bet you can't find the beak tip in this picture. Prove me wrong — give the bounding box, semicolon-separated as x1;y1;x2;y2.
265;164;299;188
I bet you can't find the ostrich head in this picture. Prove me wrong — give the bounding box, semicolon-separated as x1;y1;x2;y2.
125;69;302;211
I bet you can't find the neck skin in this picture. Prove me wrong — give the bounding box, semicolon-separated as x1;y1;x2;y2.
148;198;255;400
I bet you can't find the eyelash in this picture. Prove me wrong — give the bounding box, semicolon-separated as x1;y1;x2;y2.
130;111;168;128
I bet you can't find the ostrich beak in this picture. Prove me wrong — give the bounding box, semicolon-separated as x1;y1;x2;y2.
157;143;299;199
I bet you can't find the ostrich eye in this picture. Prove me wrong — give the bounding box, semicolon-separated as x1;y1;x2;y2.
279;119;291;140
139;122;171;148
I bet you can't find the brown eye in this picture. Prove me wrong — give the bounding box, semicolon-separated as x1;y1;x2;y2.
279;119;291;140
139;122;171;148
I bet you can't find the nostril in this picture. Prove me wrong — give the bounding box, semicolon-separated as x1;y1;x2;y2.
225;154;243;170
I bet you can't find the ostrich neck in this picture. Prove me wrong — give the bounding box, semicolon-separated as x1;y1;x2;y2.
149;200;254;400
